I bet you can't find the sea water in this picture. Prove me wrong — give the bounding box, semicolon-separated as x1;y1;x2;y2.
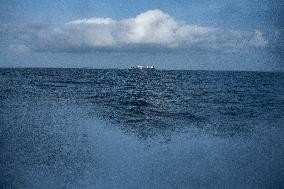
0;68;283;188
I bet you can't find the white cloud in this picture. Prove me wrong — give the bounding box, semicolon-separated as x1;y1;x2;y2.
118;9;179;46
66;18;115;25
2;9;268;52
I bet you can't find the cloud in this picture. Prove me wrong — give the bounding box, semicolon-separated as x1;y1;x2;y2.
66;18;115;25
1;9;268;52
118;10;179;46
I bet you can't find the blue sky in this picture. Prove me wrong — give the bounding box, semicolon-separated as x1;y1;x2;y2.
0;0;283;71
2;0;283;30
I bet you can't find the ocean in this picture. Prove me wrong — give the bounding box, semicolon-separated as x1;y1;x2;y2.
0;68;283;189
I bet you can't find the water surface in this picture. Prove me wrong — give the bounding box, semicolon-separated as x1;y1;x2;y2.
0;68;283;188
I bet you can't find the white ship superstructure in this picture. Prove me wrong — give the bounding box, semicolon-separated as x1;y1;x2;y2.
131;65;155;70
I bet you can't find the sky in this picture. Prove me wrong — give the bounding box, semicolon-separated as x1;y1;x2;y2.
0;0;283;71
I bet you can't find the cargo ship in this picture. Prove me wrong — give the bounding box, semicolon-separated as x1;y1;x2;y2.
130;65;155;70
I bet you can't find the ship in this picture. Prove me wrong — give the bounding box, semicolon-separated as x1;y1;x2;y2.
130;65;155;70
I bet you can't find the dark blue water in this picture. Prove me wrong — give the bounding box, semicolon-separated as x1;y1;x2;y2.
1;68;283;189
